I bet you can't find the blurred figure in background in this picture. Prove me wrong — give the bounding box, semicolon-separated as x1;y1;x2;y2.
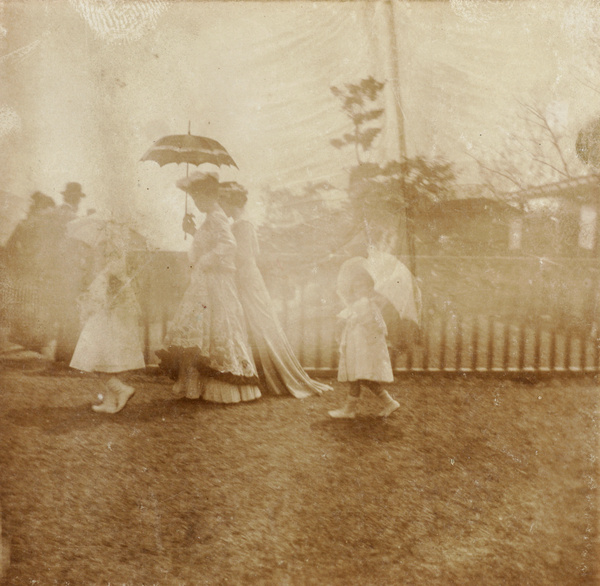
56;182;86;221
219;181;331;398
3;191;58;357
48;182;94;362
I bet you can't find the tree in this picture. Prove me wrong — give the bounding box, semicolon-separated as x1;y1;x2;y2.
576;115;600;170
329;76;385;165
330;77;456;265
258;182;353;296
471;100;588;200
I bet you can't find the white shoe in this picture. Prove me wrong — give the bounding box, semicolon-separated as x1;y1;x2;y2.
328;401;357;419
92;397;118;413
108;379;135;413
113;383;135;413
378;399;400;418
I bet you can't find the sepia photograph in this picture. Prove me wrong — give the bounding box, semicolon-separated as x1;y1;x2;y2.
0;0;598;583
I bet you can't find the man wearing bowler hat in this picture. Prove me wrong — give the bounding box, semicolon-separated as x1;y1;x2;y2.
58;182;86;220
48;182;91;361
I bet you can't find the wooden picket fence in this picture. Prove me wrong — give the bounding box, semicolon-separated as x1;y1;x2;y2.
140;286;600;378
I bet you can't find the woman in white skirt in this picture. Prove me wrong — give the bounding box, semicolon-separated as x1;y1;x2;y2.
70;239;145;413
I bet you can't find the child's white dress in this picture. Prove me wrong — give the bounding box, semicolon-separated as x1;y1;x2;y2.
70;257;145;373
338;296;394;383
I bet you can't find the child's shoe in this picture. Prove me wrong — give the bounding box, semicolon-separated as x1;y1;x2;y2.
378;391;400;417
93;380;134;414
111;379;136;413
329;397;358;419
92;391;118;413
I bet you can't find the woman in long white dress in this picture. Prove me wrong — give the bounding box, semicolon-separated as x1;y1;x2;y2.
162;173;261;403
218;182;331;398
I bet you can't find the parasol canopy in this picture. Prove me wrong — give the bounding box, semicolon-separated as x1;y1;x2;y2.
141;127;238;239
66;213;147;252
336;250;421;325
141;134;237;168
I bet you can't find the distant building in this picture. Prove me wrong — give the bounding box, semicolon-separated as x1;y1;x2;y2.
515;175;600;256
416;198;523;255
416;176;600;257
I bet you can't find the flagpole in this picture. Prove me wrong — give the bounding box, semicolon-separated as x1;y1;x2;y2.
385;0;415;275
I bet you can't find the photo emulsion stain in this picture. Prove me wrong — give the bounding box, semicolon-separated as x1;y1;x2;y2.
0;0;598;584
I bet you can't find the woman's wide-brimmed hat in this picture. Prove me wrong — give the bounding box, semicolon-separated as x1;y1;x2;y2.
176;171;219;194
219;181;248;207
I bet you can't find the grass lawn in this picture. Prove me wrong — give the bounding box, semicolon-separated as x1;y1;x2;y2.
0;362;598;585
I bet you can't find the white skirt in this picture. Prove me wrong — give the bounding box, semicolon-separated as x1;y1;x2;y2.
70;308;145;373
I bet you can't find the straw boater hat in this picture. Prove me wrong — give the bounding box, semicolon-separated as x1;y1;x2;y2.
176;171;219;195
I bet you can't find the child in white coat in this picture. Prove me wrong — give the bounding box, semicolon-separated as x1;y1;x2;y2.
70;239;145;413
329;269;400;419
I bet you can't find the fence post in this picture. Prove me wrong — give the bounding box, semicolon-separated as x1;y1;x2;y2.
518;322;526;371
565;328;572;371
502;322;510;371
455;314;463;371
533;322;541;372
549;329;556;372
487;315;495;372
471;316;479;371
422;316;430;371
439;313;447;371
314;301;322;371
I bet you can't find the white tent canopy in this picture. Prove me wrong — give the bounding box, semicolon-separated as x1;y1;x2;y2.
0;0;596;250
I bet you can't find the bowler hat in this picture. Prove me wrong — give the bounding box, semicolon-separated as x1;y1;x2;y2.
61;182;86;199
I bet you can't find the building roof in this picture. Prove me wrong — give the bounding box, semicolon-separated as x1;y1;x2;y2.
426;197;523;219
510;174;600;202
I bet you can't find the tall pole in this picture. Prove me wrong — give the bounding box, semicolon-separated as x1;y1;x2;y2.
385;0;407;161
384;0;415;275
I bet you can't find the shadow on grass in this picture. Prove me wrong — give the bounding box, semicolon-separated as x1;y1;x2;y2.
2;397;221;435
311;416;405;443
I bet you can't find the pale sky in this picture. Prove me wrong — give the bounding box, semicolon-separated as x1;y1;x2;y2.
0;0;598;249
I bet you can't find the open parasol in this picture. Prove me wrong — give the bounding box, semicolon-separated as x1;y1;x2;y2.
66;213;147;252
141;123;238;237
336;250;421;325
141;133;237;169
